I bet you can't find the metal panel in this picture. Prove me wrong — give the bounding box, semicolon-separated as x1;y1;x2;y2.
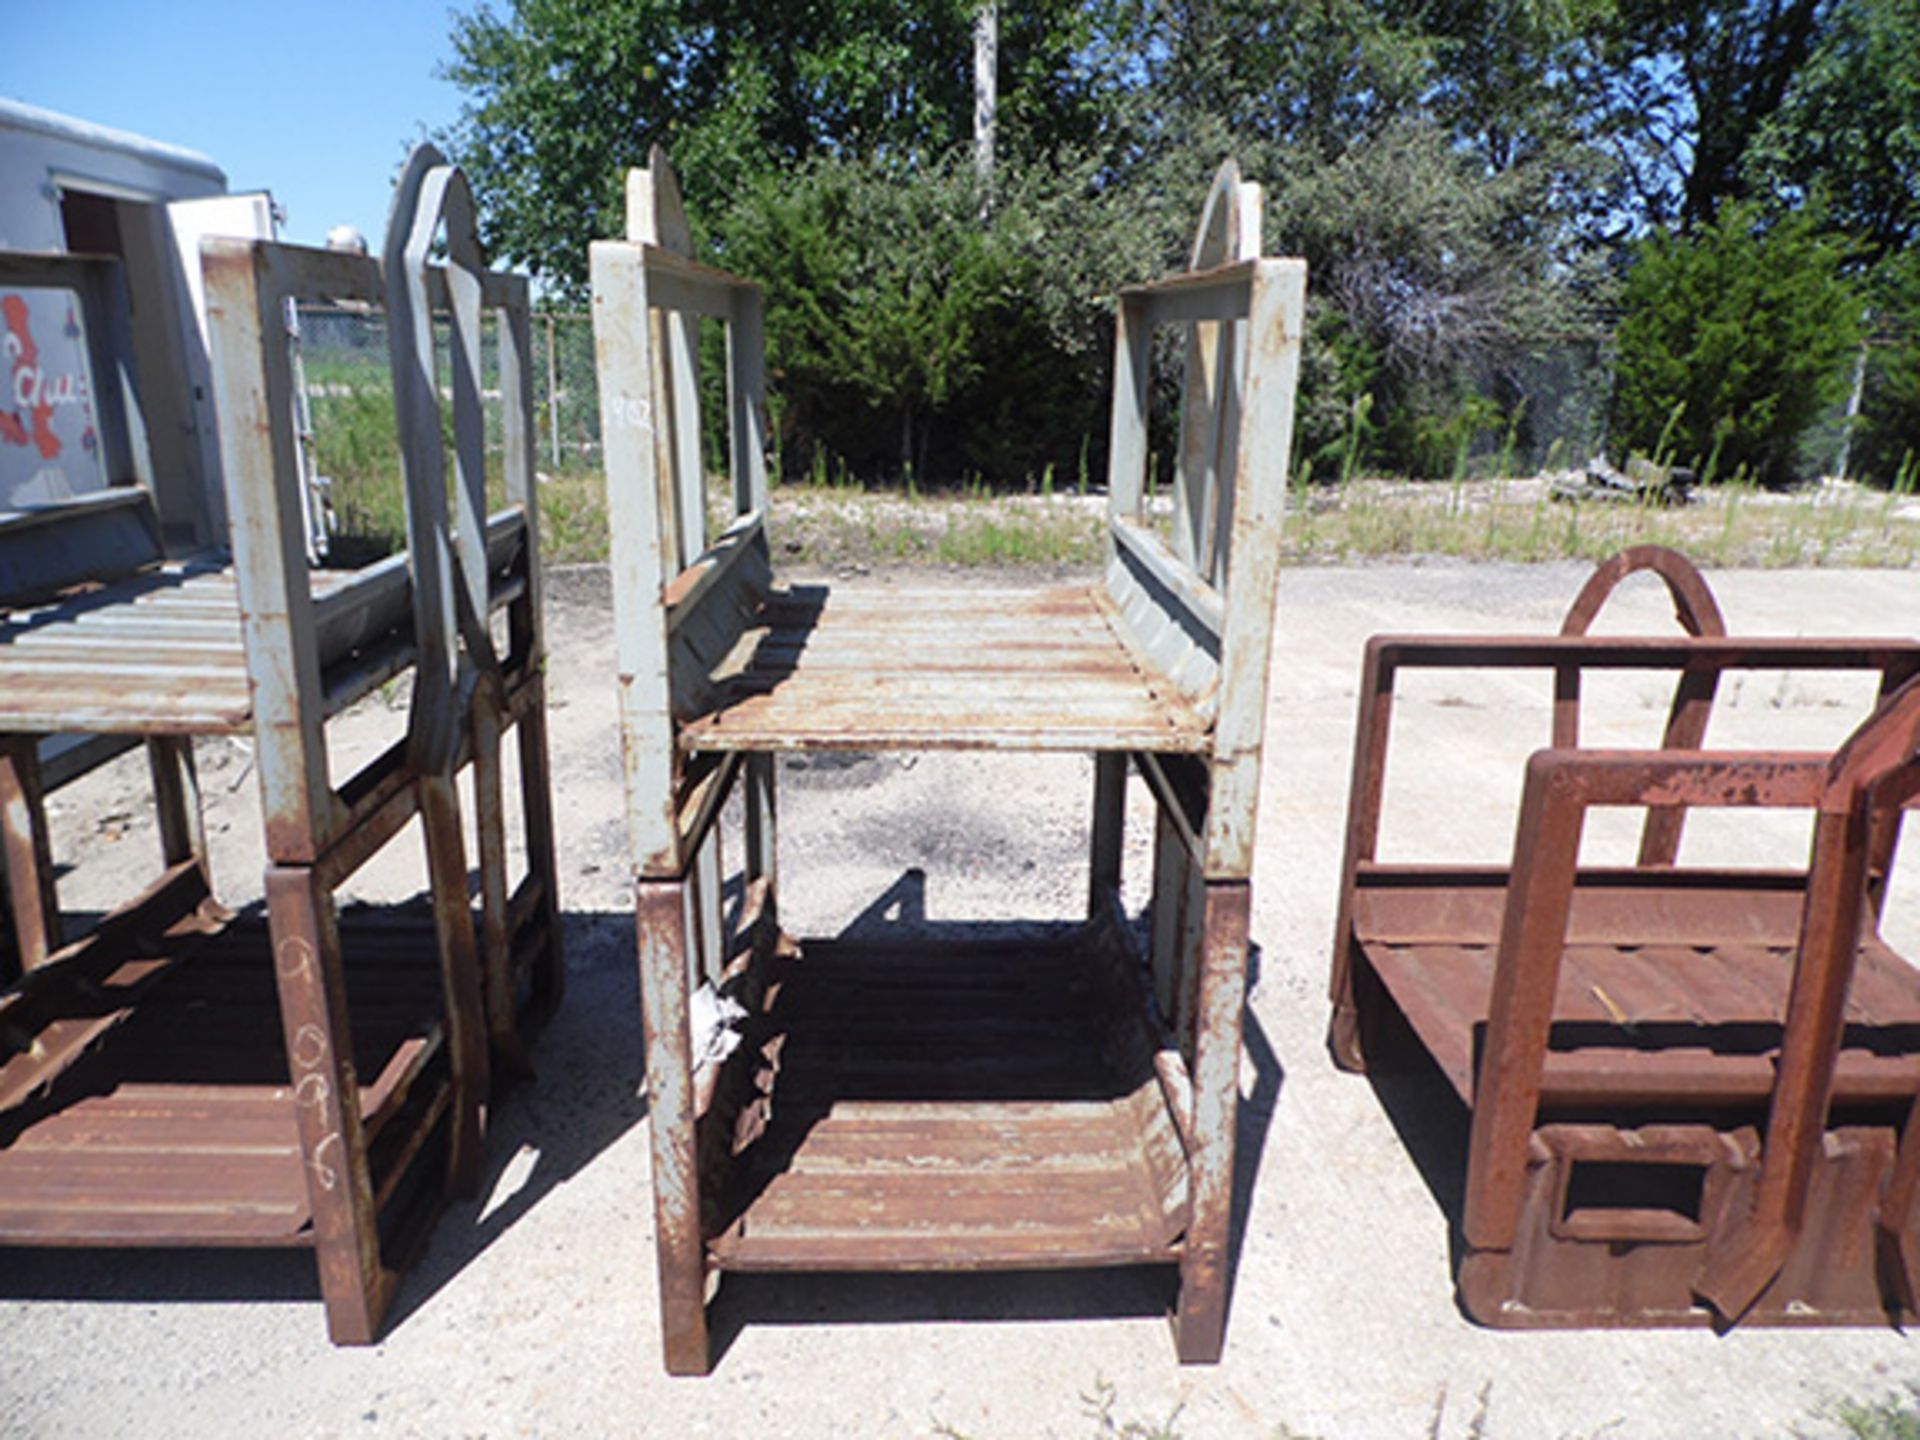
165;190;276;547
202;235;339;861
593;239;680;874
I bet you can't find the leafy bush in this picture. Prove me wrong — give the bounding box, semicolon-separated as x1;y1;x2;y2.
719;149;1190;489
1270;115;1593;481
1610;203;1862;485
1852;248;1920;488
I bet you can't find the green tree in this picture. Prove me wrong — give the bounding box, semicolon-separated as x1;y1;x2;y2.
1270;114;1608;477
438;0;1111;293
1610;202;1862;484
1746;0;1920;259
1852;249;1920;486
1115;1;1618;477
1586;0;1829;231
722;147;1186;486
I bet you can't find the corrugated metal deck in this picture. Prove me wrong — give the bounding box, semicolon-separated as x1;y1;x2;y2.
680;584;1212;754
0;518;523;736
1360;922;1920;1111
0;876;448;1246
0;564;255;733
708;935;1189;1272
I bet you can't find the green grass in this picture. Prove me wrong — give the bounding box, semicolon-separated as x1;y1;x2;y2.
313;378;591;562
1285;475;1920;569
319;447;1920;572
751;488;1103;571
1829;1389;1920;1440
311;387;407;544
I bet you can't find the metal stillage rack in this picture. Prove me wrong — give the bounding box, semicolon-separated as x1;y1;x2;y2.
595;150;1305;1372
0;146;562;1343
1329;545;1920;1327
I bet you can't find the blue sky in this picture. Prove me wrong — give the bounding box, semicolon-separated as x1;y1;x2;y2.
4;1;472;248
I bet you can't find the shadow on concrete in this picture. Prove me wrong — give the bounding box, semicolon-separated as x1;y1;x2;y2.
0;908;648;1333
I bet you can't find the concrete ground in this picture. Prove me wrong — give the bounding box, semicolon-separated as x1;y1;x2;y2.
4;559;1919;1439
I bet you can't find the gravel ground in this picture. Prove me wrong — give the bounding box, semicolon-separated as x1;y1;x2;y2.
4;559;1919;1440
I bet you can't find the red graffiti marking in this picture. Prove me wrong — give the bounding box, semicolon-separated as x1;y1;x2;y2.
2;295;64;460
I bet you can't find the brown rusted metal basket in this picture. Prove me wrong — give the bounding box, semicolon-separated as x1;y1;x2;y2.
1330;545;1920;1327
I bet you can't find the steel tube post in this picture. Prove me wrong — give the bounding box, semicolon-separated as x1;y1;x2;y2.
743;752;777;892
1327;640;1395;1068
1175;879;1250;1362
468;697;521;1064
146;735;206;870
418;771;489;1195
546;312;561;469
1463;754;1587;1252
1089;751;1126;916
637;875;709;1374
1697;734;1895;1320
265;864;390;1344
515;684;566;1015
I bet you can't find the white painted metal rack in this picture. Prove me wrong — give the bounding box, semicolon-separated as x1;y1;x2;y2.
595;150;1305;1373
0;147;562;1343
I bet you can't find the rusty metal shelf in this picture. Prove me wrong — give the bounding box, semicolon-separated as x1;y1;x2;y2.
1355;872;1920;1112
0;155;566;1345
602;150;1294;1369
0;878;450;1248
680;584;1212;755
707;934;1190;1273
0;517;528;736
1328;548;1920;1331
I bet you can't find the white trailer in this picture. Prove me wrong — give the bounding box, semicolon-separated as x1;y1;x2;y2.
0;99;277;570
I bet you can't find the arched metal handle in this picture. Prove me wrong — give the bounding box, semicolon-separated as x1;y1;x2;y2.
1559;544;1727;638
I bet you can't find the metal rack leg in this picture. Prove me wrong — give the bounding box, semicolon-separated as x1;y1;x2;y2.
515;682;565;1015
419;771;490;1196
1089;752;1126;916
468;698;525;1067
265;864;392;1345
637;873;710;1374
1174;879;1250;1362
146;736;206;872
0;734;61;973
743;752;777;890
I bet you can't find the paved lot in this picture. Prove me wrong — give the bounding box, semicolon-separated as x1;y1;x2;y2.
4;560;1919;1439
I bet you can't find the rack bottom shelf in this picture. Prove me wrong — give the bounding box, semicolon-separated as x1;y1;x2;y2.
0;885;448;1249
707;931;1191;1273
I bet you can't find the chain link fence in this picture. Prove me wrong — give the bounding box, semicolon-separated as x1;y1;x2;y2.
298;304;603;472
293;301;1904;515
298;302;1632;487
1489;336;1614;474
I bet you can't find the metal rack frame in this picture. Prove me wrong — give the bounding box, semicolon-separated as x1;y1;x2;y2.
595;151;1305;1371
1329;546;1920;1327
0;146;561;1343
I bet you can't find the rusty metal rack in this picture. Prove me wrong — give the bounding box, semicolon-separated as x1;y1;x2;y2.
1329;545;1920;1328
0;146;562;1343
595;151;1304;1372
